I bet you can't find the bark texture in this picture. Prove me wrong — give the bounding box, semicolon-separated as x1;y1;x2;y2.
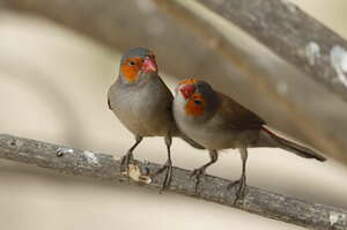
0;134;346;230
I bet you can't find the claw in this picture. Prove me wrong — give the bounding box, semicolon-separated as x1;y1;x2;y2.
190;168;205;178
152;160;173;191
190;167;206;193
161;164;172;192
228;176;247;204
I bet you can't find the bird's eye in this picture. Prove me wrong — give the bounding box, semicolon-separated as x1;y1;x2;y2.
128;61;136;66
194;100;202;105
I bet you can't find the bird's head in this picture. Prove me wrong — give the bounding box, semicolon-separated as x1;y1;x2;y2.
119;47;158;83
175;79;218;118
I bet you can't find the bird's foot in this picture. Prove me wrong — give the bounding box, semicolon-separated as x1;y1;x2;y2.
227;176;247;205
190;167;207;194
152;160;173;192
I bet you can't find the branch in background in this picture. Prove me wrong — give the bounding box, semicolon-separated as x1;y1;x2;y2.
0;134;346;230
196;0;347;102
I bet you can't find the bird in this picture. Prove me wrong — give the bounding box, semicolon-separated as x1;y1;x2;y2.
107;48;204;190
172;78;326;200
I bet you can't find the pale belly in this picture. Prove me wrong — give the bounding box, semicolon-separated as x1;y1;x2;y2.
179;124;237;150
109;81;174;137
176;117;259;150
114;105;171;137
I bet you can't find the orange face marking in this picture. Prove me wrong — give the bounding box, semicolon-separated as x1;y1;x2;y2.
121;57;144;82
178;78;198;86
185;93;206;117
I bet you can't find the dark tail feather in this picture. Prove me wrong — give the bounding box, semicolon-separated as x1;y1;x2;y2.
259;126;326;162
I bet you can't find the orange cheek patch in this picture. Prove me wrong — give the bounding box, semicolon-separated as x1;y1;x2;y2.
184;94;206;117
121;58;142;82
121;65;138;82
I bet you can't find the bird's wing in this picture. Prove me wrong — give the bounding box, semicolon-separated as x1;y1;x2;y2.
217;92;265;130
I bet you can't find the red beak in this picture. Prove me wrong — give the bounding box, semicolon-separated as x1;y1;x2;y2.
180;85;196;99
142;57;157;73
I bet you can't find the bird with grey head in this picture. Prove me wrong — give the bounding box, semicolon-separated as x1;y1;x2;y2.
107;48;204;190
173;79;326;201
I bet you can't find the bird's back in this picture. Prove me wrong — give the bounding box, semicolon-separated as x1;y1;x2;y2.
216;92;265;131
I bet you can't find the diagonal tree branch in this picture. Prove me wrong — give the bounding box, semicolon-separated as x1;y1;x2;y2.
195;0;347;102
0;133;346;230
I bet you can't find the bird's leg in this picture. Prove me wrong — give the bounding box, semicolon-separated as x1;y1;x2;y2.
191;150;218;193
120;135;143;172
228;147;248;203
152;135;173;191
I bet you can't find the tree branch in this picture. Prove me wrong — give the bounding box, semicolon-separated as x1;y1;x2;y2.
195;0;347;102
0;134;346;230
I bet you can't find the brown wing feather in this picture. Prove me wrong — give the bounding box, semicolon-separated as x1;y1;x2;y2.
217;92;265;130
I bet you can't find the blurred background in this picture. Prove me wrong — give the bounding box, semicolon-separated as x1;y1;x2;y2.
0;0;347;229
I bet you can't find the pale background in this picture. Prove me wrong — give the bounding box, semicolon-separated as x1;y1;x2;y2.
0;1;347;229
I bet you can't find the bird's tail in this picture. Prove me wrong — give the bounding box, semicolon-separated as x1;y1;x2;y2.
255;126;326;162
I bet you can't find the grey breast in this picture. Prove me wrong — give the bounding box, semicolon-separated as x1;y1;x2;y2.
108;77;175;137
